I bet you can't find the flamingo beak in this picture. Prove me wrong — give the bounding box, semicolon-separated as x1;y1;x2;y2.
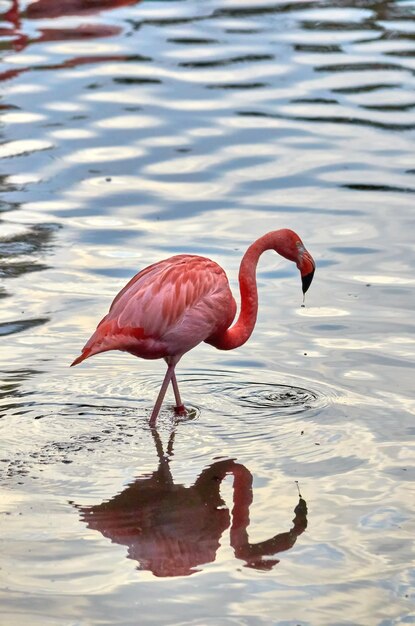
299;248;315;295
302;267;315;294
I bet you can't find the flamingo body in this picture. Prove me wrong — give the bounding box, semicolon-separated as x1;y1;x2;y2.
71;229;315;425
71;254;236;366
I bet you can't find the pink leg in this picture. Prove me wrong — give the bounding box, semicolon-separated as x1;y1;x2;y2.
171;371;186;415
149;364;175;427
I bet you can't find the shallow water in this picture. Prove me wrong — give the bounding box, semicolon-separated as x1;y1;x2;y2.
1;0;414;624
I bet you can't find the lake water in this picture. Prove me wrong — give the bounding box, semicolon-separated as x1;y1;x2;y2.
1;0;414;624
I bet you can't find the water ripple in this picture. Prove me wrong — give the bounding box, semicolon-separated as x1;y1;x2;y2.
211;381;325;415
1;0;414;622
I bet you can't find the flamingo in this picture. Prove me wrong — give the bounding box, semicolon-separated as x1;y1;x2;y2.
71;229;315;426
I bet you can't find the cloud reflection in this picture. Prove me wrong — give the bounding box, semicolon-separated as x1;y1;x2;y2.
74;429;307;577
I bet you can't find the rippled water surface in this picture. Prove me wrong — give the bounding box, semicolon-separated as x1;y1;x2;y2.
1;0;414;624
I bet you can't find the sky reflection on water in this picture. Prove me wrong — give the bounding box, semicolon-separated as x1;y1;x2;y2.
0;0;414;624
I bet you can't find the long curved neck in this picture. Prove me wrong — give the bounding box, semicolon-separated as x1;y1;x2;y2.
210;231;292;351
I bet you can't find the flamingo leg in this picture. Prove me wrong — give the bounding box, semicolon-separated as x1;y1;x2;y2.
171;371;186;415
149;363;175;427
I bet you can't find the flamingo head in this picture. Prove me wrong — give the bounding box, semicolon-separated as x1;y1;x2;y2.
274;229;315;294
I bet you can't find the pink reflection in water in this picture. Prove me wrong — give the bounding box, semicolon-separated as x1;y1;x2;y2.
25;0;141;19
75;430;308;577
0;0;142;79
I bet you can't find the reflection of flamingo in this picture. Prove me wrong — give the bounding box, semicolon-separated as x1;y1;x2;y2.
2;0;139;23
74;429;308;576
0;0;141;78
25;0;140;19
72;230;315;425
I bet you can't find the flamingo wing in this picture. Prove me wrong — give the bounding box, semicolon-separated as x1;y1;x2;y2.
71;255;236;365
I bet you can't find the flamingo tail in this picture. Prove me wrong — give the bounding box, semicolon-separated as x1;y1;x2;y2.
70;348;92;367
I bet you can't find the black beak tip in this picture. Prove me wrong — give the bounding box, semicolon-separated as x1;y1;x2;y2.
302;268;315;294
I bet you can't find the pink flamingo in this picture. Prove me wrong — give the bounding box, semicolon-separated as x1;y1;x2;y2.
71;229;315;426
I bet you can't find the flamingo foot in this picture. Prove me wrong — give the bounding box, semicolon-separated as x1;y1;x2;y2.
174;404;186;416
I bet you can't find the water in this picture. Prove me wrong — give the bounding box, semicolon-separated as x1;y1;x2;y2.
1;0;414;624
